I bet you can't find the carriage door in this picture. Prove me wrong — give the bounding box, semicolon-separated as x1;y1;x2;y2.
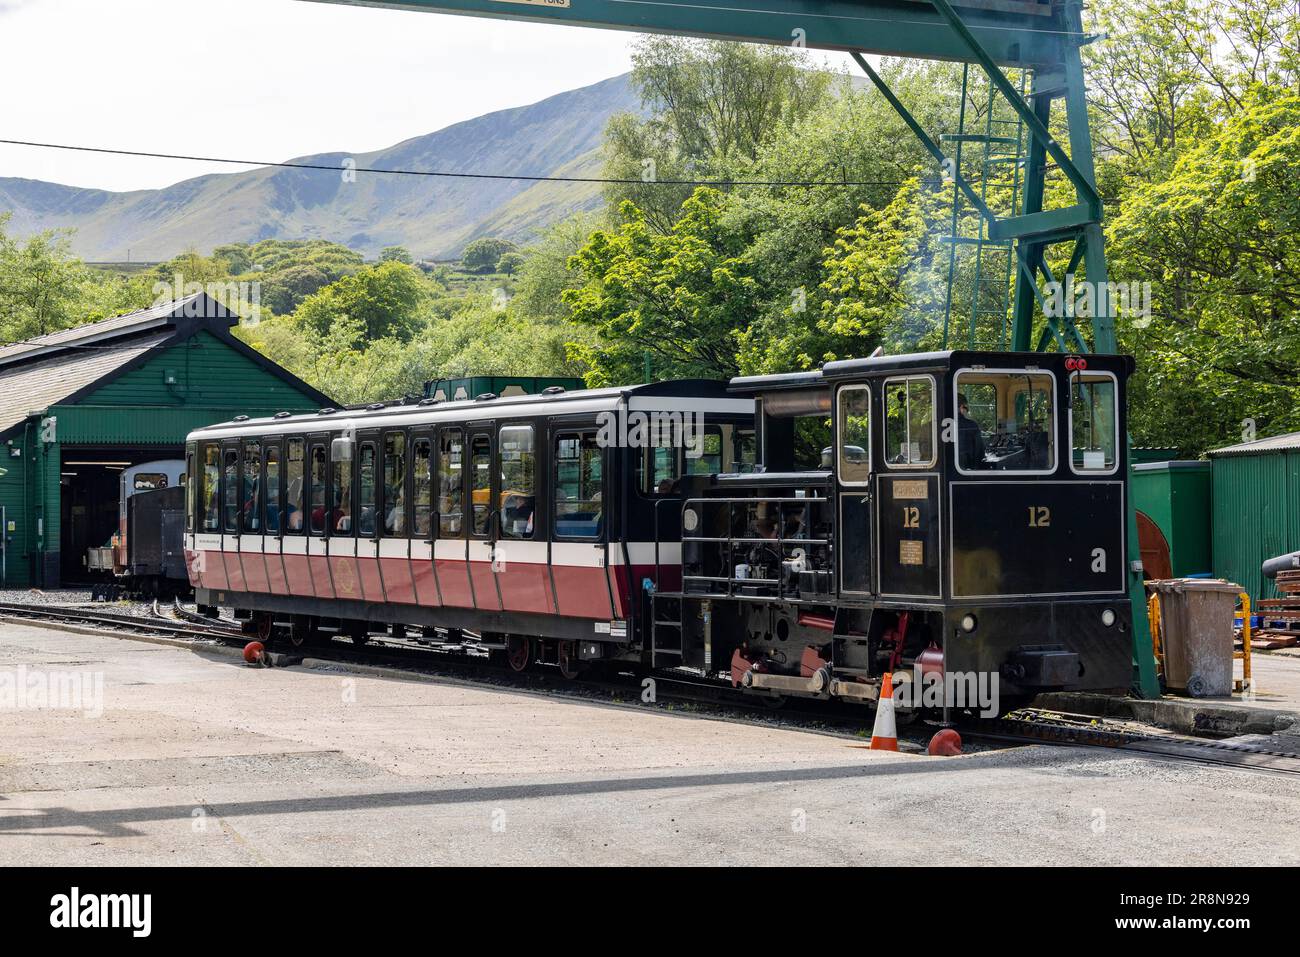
836;384;873;595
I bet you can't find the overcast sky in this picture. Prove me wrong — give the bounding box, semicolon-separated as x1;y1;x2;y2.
0;0;641;192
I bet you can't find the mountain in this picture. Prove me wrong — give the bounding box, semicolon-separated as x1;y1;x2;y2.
0;73;642;261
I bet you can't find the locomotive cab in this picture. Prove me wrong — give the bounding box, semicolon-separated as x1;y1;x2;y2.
654;350;1135;716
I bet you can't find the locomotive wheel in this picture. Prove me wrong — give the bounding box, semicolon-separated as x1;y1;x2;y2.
346;622;372;647
505;635;532;673
557;641;583;680
255;612;274;643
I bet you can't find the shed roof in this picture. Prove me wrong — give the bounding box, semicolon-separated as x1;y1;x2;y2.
0;333;171;435
0;292;333;440
1207;431;1300;457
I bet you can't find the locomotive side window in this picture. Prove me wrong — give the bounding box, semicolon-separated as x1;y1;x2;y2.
470;434;492;537
955;371;1056;474
222;447;240;532
499;425;536;540
308;444;327;535
883;376;936;468
201;444;220;532
285;438;305;533
555;432;602;540
413;438;433;538
1071;372;1119;474
438;430;464;537
384;432;407;536
265;445;281;533
836;385;871;485
358;442;377;536
243;441;262;533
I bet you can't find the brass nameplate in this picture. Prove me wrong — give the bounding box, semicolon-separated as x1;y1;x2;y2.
892;480;928;500
900;540;924;565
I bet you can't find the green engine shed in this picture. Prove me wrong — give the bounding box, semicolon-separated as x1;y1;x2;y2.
0;293;331;587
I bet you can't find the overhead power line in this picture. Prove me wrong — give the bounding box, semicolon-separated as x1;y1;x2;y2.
0;138;911;190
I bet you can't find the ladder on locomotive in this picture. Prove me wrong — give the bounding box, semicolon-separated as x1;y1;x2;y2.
940;66;1029;350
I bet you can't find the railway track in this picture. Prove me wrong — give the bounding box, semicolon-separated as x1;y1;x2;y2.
2;599;1299;774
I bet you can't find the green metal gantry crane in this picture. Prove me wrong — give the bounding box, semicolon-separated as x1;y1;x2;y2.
305;0;1161;698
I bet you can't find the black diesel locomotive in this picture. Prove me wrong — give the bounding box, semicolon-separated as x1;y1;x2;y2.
189;350;1133;716
646;350;1133;714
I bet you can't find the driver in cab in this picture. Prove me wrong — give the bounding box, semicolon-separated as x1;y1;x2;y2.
958;393;987;470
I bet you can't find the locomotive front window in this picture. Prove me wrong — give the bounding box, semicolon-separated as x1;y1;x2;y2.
685;428;723;476
201;444;220;533
555;432;602;540
955;371;1056;474
883;376;936;468
837;385;871;485
499;425;536;540
134;472;168;491
1071;372;1118;473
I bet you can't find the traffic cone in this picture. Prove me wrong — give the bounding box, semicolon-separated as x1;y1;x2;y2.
869;671;899;751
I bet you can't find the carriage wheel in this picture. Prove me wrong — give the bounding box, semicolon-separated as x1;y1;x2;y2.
347;622;371;647
557;641;583;680
506;635;532;673
288;617;314;649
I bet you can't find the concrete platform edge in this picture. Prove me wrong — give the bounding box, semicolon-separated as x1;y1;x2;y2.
1040;691;1299;736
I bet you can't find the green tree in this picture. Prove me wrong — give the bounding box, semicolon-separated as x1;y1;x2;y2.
1108;89;1300;453
563;190;759;385
461;237;518;274
294;261;430;342
379;245;414;265
496;251;526;276
0;215;90;341
603;36;833;231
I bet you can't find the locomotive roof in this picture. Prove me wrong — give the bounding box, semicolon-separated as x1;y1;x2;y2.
729;350;1133;394
187;378;752;441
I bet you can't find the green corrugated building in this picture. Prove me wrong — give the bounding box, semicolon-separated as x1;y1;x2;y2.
0;293;330;587
1205;432;1300;603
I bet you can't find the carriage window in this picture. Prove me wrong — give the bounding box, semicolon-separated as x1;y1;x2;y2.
222;448;240;532
185;450;196;533
285;438;305;533
955;371;1056;473
384;432;407;536
201;444;220;532
413;438;433;538
1071;373;1118;473
500;425;536;540
359;443;377;536
308;445;327;534
438;431;464;537
837;386;871;485
555;433;603;540
264;446;281;533
471;434;492;537
243;441;262;533
333;453;353;535
883;377;935;468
